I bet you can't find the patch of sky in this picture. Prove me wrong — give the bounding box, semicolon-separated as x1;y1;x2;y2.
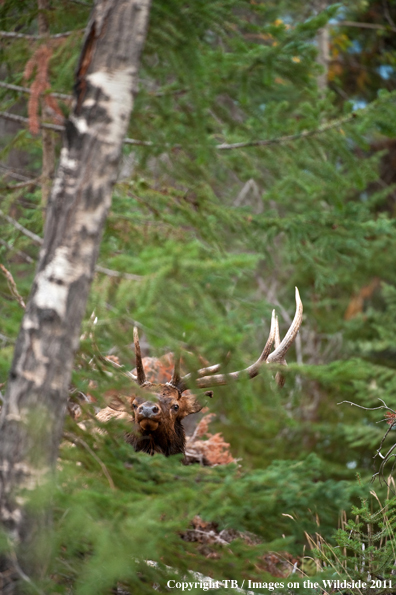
378;65;394;80
259;103;266;112
348;40;362;54
329;6;346;24
352;99;367;111
346;460;357;469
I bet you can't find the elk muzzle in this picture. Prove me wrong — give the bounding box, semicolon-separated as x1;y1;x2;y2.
136;401;161;431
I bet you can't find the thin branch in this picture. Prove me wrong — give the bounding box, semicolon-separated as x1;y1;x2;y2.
216;113;357;150
123;137;154;147
4;177;39;190
0;210;142;281
94;264;142;281
0;164;33;182
337;20;396;33
0;209;43;244
0;28;85;40
0;81;72;101
0;111;151;143
0;238;34;263
0;264;26;309
338;399;396;413
0;110;64;132
8;548;46;595
63;431;115;490
0;109;358;150
95;266;140;283
69;0;92;5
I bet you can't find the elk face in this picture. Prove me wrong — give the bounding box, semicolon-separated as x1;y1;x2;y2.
128;383;201;456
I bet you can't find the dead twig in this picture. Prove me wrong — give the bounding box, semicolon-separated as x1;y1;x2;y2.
0;264;26;309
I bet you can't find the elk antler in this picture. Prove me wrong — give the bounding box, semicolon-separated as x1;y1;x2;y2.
133;326;147;386
168;355;183;392
188;287;303;389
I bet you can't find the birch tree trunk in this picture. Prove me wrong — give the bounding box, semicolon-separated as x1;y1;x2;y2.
0;0;151;590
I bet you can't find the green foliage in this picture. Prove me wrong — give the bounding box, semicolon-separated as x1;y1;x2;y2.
314;492;396;594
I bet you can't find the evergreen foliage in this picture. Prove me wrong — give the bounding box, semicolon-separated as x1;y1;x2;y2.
1;0;396;591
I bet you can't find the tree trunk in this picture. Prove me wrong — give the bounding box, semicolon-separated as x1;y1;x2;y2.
0;0;151;590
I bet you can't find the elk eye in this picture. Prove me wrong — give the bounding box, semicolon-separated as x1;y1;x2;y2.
133;403;138;409
173;404;179;411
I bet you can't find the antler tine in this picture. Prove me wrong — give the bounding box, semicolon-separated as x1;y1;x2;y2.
168;355;187;393
133;326;147;386
193;307;279;389
266;287;303;364
273;313;286;387
274;314;280;349
192;289;302;389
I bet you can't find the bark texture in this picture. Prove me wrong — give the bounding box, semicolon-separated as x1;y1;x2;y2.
0;0;151;589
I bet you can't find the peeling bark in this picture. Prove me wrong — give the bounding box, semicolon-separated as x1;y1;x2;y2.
0;0;151;589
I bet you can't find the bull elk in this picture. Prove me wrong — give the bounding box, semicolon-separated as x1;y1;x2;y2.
96;288;303;457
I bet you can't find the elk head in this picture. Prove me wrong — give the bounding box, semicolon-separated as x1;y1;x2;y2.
97;288;303;458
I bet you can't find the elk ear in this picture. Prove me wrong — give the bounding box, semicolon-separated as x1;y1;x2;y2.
179;393;202;418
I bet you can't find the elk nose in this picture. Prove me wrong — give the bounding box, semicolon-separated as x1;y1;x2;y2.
138;404;160;418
